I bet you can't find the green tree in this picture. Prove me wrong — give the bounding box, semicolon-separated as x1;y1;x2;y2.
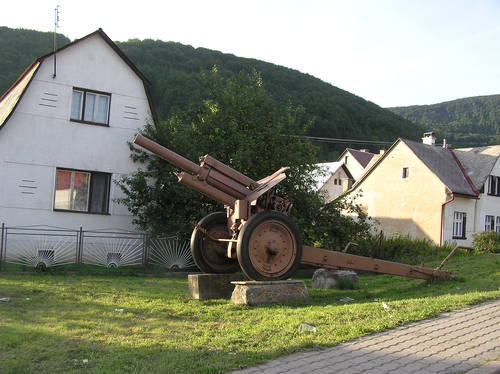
116;69;321;238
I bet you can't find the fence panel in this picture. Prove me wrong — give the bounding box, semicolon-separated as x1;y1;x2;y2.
3;226;79;269
148;237;195;270
81;230;145;267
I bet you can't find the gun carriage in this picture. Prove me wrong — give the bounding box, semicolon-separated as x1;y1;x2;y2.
134;134;453;282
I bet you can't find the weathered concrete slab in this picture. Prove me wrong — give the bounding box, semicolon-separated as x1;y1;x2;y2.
188;273;247;300
231;280;308;306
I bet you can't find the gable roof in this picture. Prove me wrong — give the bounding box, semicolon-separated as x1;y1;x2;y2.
346;138;500;199
0;28;156;130
453;146;500;190
339;148;376;168
313;162;354;190
401;139;478;196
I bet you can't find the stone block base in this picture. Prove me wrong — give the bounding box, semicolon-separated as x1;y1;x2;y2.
231;280;308;306
188;273;247;300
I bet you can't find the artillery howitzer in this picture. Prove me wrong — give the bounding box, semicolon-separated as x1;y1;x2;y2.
134;135;453;281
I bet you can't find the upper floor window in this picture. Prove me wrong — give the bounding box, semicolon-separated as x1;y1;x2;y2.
452;212;466;239
70;88;111;126
487;175;500;196
54;168;111;214
485;215;495;231
402;167;410;179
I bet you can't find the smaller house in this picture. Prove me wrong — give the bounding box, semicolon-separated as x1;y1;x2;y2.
343;132;500;246
317;148;384;202
315;162;353;201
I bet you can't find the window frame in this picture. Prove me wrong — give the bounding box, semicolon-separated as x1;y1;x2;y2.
485;215;495;232
53;168;111;215
402;166;410;179
487;175;500;196
70;87;111;126
452;211;467;239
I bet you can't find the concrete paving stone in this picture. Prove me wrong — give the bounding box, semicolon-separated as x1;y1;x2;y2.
228;301;499;374
465;360;500;374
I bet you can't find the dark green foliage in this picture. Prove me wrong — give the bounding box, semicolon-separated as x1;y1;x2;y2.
0;27;70;95
472;231;500;253
116;38;421;159
389;95;500;147
116;70;321;237
353;232;449;264
304;193;372;250
0;26;421;160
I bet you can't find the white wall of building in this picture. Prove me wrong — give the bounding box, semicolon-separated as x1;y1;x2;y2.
474;158;500;235
443;197;477;247
0;34;151;230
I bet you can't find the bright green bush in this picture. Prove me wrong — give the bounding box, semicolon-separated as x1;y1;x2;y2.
472;231;500;253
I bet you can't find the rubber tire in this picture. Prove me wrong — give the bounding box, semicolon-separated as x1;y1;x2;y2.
190;212;239;274
236;210;302;281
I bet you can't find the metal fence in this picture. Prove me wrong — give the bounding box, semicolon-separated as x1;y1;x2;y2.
0;223;195;271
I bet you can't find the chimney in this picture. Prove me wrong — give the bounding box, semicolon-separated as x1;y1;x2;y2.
379;149;385;155
442;139;447;148
359;149;370;153
422;131;436;146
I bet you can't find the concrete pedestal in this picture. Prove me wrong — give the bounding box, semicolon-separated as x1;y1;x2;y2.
231;280;308;306
188;273;247;300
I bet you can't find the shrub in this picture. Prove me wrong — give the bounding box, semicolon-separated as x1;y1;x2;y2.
353;232;449;264
472;231;500;253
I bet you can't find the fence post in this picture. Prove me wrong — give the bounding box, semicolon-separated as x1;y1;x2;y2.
0;223;5;271
77;226;84;266
142;233;149;268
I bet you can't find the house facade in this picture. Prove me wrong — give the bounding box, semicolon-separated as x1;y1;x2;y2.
318;148;383;202
315;162;354;202
344;134;500;247
0;29;153;231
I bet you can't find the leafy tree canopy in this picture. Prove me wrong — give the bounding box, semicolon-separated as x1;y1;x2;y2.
116;69;323;238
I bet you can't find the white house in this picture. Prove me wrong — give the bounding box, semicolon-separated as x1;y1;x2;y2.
0;29;154;231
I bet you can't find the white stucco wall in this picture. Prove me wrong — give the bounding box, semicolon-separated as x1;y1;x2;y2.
442;197;477;247
442;158;500;247
0;34;152;230
319;168;351;202
474;158;500;234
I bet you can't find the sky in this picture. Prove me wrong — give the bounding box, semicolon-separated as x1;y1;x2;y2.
1;0;499;108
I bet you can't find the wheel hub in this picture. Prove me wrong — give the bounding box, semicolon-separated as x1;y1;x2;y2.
248;220;297;277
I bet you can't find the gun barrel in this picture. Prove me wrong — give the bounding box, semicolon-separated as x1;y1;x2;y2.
133;134;199;175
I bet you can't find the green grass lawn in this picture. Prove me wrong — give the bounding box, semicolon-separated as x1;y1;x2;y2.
0;253;498;374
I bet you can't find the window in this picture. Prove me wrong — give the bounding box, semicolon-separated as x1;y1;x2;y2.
402;167;410;179
485;215;495;231
54;169;110;214
452;212;466;239
497;217;500;235
487;175;500;196
70;88;110;125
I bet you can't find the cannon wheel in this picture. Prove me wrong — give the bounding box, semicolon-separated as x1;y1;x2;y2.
236;211;302;281
190;212;239;273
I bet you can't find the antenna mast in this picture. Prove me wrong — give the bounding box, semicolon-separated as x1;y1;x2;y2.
53;5;60;78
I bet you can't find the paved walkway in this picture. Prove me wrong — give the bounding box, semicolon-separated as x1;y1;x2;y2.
230;300;500;374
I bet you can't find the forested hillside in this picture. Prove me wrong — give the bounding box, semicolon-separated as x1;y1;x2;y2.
0;27;70;94
0;26;422;159
389;95;500;147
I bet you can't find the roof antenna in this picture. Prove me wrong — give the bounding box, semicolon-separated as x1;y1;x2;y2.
52;5;60;78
